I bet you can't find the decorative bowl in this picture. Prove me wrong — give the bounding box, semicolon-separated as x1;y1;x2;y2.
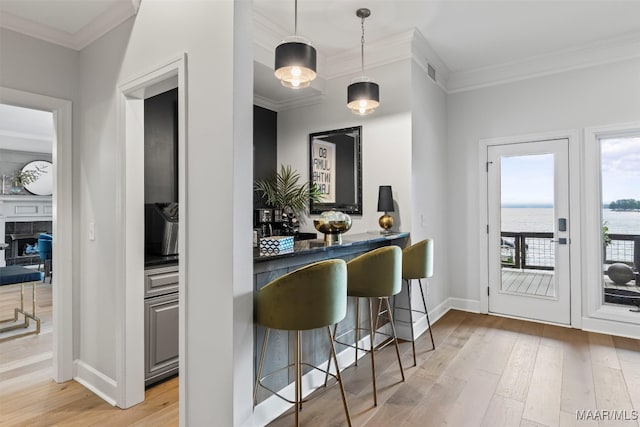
314;210;352;245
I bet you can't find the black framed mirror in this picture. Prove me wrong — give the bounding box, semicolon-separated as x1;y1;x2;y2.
309;126;362;215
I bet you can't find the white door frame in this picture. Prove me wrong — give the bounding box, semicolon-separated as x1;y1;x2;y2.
478;129;582;327
0;86;74;381
115;55;187;409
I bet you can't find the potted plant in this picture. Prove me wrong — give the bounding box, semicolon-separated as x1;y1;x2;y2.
254;165;322;235
2;169;40;194
602;221;612;264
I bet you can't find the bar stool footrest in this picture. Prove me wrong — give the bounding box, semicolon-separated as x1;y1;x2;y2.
256;361;342;405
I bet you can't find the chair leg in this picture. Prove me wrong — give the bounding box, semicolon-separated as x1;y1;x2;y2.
407;279;417;366
253;328;270;406
354;297;360;367
323;323;338;387
418;279;435;350
384;297;405;382
295;330;301;427
368;298;378;406
326;326;352;427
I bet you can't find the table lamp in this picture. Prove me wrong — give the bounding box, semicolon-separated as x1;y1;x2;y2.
377;185;394;233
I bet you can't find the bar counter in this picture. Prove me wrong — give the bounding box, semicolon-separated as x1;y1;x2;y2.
253;231;410;405
254;231;409;272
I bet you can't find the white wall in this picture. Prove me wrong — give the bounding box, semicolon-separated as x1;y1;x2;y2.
276;55;451;343
410;60;449;312
76;0;252;424
277;59;412;235
447;58;640;303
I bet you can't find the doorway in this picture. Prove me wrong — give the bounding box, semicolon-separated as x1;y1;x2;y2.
486;138;571;325
0;87;74;382
117;56;186;409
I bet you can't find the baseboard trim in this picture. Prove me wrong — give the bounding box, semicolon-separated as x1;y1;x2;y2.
447;297;481;313
395;296;451;341
74;360;117;406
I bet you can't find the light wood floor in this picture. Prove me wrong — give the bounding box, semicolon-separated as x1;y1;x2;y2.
2;284;639;426
269;310;640;427
0;281;179;426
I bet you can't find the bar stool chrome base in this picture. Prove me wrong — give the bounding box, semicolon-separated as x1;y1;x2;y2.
393;278;435;366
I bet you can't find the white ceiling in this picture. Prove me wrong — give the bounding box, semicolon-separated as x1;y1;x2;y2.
253;0;640;72
254;0;640;107
1;0;639;107
0;104;54;154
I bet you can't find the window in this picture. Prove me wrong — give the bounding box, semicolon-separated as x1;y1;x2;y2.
600;136;640;309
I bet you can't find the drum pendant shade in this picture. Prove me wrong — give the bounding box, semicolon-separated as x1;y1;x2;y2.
274;0;317;89
274;40;317;89
347;80;380;116
347;8;379;115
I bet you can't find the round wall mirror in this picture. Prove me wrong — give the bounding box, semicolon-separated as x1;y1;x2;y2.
21;160;53;196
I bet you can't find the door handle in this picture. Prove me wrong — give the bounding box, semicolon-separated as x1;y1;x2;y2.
558;218;567;232
551;238;569;244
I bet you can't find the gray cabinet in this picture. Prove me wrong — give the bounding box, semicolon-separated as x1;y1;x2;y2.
144;265;179;386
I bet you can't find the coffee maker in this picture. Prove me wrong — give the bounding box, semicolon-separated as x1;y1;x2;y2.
254;209;272;238
254;208;285;238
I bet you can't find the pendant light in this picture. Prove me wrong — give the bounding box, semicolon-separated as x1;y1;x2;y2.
347;8;379;115
274;0;317;89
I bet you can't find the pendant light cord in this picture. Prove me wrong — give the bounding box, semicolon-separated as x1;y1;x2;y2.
360;15;365;74
294;0;298;35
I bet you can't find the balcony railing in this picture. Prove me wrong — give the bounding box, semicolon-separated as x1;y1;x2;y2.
501;232;554;270
501;232;640;271
605;234;640;267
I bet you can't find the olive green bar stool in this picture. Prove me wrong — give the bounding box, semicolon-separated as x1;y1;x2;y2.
329;245;405;407
396;238;435;367
254;259;352;427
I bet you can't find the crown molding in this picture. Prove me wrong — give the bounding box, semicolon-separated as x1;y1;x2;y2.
254;93;326;113
73;0;139;50
0;0;139;51
447;32;640;93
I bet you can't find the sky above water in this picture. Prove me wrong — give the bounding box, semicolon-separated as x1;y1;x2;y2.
500;137;640;206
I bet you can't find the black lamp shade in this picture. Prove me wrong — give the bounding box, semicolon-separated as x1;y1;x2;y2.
274;42;317;89
347;81;380;115
377;185;394;212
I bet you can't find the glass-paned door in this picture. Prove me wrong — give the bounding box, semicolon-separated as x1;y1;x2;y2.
487;139;571;325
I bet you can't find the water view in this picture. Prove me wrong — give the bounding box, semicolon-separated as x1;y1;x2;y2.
501;207;640;234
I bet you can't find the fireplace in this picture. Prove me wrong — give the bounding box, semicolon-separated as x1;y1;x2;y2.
4;221;51;266
0;197;53;267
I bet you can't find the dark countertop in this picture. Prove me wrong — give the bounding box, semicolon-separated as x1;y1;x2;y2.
145;254;179;268
254;231;410;263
